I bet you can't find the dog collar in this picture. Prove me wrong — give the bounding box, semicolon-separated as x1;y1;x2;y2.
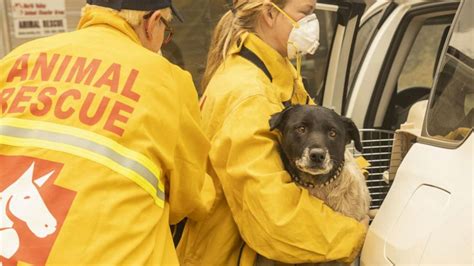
277;142;345;189
292;160;345;189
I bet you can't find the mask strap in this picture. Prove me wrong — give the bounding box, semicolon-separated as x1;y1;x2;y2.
290;42;303;106
269;2;300;28
296;52;302;80
292;52;302;103
288;41;302;79
286;42;301;107
288;42;303;80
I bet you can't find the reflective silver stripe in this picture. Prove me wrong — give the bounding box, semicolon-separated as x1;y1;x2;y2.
0;125;165;201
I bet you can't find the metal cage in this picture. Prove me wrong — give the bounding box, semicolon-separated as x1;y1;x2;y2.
350;129;396;210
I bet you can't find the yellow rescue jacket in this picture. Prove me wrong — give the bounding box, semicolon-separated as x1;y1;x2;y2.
177;33;366;265
0;8;213;265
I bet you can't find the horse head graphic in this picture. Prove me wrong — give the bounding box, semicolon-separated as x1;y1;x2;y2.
0;162;57;259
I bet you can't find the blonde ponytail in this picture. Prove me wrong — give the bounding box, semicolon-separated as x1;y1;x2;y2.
201;0;286;91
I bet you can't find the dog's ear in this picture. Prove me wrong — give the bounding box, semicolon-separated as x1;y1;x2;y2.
269;106;294;131
341;116;363;152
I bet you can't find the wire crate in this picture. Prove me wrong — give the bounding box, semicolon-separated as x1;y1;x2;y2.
349;129;396;210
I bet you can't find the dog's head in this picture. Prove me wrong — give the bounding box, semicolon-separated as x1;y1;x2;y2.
269;105;362;186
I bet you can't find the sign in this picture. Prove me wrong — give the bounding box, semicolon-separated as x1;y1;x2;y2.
10;0;67;38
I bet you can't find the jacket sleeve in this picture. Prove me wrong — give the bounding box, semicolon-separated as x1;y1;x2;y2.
166;71;215;225
210;95;366;264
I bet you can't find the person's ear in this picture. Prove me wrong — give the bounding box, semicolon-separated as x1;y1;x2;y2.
144;10;162;40
261;2;276;27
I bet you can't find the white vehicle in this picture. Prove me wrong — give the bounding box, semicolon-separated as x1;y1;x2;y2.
307;0;472;264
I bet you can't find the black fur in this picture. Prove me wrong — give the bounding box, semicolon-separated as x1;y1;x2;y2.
269;105;363;184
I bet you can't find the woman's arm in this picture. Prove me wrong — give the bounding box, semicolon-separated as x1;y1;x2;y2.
211;95;367;263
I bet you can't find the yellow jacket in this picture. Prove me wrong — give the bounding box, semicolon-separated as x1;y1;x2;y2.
177;33;366;265
0;8;213;265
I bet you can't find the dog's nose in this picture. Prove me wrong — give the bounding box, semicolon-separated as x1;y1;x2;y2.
309;148;326;164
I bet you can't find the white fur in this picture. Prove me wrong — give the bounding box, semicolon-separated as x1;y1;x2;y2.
255;150;371;266
295;148;333;176
308;150;371;221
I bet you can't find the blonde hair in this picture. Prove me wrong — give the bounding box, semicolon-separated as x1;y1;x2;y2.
81;4;172;27
201;0;287;91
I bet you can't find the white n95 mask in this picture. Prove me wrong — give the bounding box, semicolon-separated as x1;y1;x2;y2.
287;14;320;59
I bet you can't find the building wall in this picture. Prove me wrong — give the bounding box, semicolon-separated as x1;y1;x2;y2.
164;0;229;91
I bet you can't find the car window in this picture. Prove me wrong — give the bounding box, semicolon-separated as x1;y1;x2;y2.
397;18;452;93
382;15;454;131
303;1;384;105
426;0;473;143
347;9;385;96
300;8;338;101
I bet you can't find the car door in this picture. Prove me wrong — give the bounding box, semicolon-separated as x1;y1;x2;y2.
302;0;367;108
319;0;460;216
345;0;460;130
361;0;473;264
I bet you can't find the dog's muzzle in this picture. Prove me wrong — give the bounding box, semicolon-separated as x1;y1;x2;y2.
293;148;345;188
295;148;333;175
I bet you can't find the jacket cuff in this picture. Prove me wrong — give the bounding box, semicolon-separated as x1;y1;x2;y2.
343;222;368;263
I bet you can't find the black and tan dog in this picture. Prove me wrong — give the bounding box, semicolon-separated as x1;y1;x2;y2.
269;104;371;221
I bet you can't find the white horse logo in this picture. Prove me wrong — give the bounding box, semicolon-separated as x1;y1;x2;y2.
0;162;57;260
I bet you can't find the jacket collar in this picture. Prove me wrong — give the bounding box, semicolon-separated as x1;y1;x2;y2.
229;33;298;102
77;8;141;45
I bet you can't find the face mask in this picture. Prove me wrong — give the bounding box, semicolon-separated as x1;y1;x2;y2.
270;3;320;59
287;14;320;59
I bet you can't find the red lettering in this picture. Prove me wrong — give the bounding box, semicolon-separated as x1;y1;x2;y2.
54;89;81;119
121;69;140;102
79;92;110;125
8;86;37;113
65;57;101;85
1;88;15;113
30;87;57;116
7;54;29;82
54;55;72;82
30;53;60;81
94;63;120;93
104;101;134;136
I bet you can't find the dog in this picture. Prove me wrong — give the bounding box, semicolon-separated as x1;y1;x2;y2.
255;105;371;266
269;104;371;220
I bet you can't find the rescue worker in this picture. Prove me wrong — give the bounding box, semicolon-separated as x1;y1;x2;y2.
177;0;370;265
0;0;213;264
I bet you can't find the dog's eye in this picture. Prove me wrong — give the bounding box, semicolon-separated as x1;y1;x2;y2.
329;129;337;138
296;126;306;134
